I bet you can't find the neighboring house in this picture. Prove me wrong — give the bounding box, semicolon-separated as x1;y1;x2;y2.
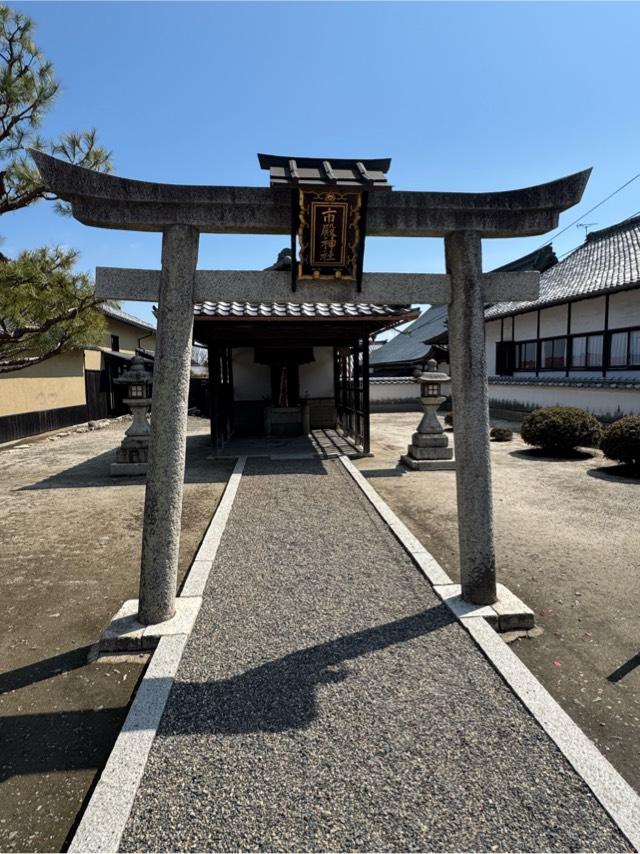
0;304;156;443
370;245;556;377
369;305;449;377
486;215;640;420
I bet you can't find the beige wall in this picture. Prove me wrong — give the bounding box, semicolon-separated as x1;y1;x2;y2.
0;314;156;420
105;318;156;354
0;350;86;417
83;349;102;370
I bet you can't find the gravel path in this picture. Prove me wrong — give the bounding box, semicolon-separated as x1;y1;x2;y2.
121;458;630;852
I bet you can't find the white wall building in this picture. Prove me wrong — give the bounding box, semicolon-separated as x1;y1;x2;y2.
485;215;640;421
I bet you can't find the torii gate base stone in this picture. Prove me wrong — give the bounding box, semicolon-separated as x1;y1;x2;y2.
31;151;589;635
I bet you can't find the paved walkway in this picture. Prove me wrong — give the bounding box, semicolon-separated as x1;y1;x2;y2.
211;429;362;459
120;459;630;852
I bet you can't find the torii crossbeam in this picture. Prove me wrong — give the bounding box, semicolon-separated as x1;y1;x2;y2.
31;150;590;625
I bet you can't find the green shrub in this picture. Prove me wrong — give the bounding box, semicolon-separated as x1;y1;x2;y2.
600;416;640;471
490;427;513;442
444;413;453;427
520;406;602;453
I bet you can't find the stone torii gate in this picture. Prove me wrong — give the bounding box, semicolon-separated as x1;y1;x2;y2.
31;150;589;625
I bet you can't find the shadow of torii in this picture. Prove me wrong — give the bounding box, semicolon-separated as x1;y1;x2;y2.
143;604;455;738
0;605;454;780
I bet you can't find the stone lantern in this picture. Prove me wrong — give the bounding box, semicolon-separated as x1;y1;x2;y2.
110;355;153;476
401;359;455;471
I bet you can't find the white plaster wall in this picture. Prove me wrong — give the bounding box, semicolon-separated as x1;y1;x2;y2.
370;379;416;403
539;304;568;338
503;316;514;341
603;370;640;380
570;296;606;333
567;370;605;380
370;378;451;403
232;348;270;401
485;321;501;375
513;311;537;340
489;383;640;418
300;347;334;397
608;289;640;329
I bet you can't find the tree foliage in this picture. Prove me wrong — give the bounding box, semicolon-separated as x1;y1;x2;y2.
0;4;112;372
0;5;111;215
0;247;105;372
521;406;602;453
600;415;640;472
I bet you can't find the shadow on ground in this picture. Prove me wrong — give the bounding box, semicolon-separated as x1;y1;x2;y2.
0;646;93;695
587;464;640;483
19;435;228;490
361;466;407;479
241;456;329;477
151;605;454;737
509;447;595;462
0;705;130;782
608;652;640;683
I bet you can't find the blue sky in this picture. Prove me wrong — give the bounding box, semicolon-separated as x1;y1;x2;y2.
5;1;640;331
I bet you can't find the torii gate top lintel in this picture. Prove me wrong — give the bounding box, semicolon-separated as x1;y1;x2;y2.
30;149;590;238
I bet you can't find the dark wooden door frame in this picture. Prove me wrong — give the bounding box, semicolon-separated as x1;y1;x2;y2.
208;346;234;452
333;336;370;454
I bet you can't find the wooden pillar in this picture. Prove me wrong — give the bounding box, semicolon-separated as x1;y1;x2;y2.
362;336;370;454
207;345;216;446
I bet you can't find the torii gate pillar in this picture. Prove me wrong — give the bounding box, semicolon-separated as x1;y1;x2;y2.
446;231;497;605
139;225;199;624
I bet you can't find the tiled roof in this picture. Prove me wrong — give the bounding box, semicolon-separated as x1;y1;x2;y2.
369;305;447;366
492;244;558;274
486;214;640;319
369;244;559;368
258;154;392;190
489;375;640;390
102;303;156;332
193;301;414;320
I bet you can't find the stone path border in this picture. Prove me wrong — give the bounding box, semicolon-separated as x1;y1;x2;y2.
68;452;640;852
68;456;246;853
338;454;640;851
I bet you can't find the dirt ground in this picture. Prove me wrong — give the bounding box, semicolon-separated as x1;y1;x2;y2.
0;418;233;853
356;413;640;793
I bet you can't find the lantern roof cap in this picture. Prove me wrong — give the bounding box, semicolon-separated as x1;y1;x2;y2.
413;359;450;383
114;354;153;385
258;153;392;190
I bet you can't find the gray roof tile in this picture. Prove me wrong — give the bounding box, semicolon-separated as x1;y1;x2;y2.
369;305;448;366
486;215;640;319
102;303;156;332
193;301;414;320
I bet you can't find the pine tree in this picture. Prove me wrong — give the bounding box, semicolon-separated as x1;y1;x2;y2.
0;4;112;372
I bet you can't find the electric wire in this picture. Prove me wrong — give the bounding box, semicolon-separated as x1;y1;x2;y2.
534;171;640;250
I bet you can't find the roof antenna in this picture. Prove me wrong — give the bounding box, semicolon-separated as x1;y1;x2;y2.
577;222;597;240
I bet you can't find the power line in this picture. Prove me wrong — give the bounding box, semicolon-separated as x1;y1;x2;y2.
534;170;640;251
554;206;640;262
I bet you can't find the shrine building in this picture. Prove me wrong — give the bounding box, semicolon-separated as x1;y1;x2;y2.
193;156;417;454
193;250;416;454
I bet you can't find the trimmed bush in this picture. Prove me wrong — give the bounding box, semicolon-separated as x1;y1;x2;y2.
490;427;513;442
600;415;640;471
520;406;602;453
444;413;453;427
